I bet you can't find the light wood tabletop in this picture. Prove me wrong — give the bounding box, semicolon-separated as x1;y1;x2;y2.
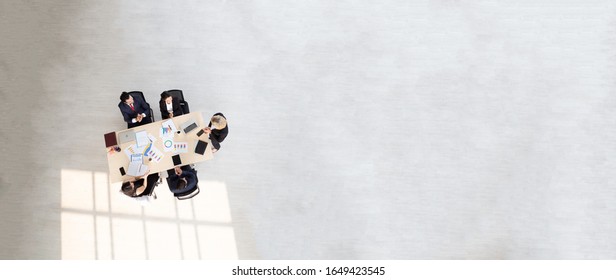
105;111;214;183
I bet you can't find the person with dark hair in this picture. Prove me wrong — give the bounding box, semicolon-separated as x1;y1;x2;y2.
159;91;183;120
120;172;160;201
200;112;228;153
167;166;197;194
118;91;152;128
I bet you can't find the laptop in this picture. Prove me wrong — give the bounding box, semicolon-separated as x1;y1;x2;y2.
180;119;198;134
117;130;136;144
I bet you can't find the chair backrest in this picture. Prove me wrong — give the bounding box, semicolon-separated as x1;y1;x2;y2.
165;89;184;102
177;185;199;200
142;173;161;196
128;91;155;122
164;89;190;114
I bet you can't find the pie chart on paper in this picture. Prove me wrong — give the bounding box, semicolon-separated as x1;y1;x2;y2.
163;138;174;152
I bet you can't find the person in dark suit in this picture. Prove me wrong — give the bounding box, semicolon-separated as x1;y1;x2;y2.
201;112;228;153
159;91;183;120
118;92;152;128
167;166;197;194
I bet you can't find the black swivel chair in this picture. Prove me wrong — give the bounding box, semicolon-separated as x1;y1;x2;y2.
142;173;161;199
166;166;200;200
164;89;190;114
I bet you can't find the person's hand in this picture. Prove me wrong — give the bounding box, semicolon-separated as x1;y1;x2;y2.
203;127;211;134
136;114;143;122
169;112;173;118
212;148;218;154
174;167;182;175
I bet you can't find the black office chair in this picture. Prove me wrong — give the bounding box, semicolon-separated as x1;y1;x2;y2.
164;89;190;114
142;173;161;199
166;166;200;200
129;91;156;122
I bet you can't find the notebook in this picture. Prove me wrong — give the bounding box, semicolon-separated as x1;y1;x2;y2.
195;140;208;155
127;162;148;176
117;130;136;144
127;153;148;176
180;119;198;134
172;154;182;166
104;132;118;147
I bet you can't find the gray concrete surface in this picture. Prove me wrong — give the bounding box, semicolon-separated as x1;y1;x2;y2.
1;0;616;259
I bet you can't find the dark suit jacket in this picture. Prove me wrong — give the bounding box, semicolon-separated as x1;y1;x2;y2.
118;94;152;128
168;168;197;194
159;97;183;119
208;112;228;150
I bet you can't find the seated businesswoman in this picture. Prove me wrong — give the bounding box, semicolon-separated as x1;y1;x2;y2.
118;92;152;128
201;113;228;153
159;91;183;119
121;171;160;199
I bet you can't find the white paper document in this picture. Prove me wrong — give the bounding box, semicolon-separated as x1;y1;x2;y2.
131;153;143;163
127;161;149;177
160;119;177;138
127;153;148;176
135;130;149;148
146;146;164;163
162;137;174;152
124;144;138;159
174;142;188;153
147;133;157;143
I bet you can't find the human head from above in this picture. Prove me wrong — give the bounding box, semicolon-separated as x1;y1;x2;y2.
161;92;172;104
176;178;187;190
210;115;227;130
121;181;136;196
120;92;134;105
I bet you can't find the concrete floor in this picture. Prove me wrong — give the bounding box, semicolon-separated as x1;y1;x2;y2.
1;0;616;259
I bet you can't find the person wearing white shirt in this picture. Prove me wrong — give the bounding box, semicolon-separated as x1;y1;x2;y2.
159;91;183;119
118;91;152;128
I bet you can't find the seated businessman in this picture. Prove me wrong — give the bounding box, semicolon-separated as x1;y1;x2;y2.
118;91;153;128
167;166;198;194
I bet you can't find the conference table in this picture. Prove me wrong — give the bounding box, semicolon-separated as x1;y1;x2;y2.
105;111;214;184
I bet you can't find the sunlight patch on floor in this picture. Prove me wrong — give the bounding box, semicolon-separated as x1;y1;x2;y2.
61;169;238;259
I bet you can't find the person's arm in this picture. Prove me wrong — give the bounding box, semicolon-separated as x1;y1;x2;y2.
209;130;226;145
182;171;197;189
137;97;150;117
216;128;228;143
210;138;221;150
119;104;138;123
159;100;169;119
173;99;183;116
134;173;150;195
168;173;180;187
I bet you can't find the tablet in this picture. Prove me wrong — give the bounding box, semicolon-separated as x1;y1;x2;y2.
195;140;208;155
172;154;182;166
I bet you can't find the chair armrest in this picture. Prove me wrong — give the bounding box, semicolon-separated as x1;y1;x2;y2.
177;186;200;200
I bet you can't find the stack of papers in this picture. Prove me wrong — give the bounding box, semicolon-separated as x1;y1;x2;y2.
135;130;149;148
127;153;148;176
